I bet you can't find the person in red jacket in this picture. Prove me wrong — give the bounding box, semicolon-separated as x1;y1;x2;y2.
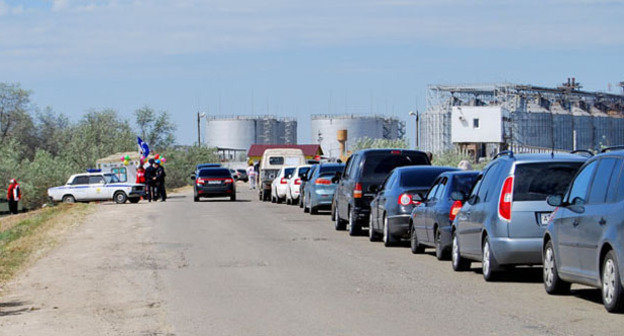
136;166;146;184
7;179;21;214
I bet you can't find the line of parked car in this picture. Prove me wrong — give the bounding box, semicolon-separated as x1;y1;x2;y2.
261;147;624;313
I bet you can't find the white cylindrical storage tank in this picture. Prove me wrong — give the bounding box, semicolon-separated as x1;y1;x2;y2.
311;115;401;158
205;117;256;150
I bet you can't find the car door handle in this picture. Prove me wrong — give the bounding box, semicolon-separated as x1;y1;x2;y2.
572;220;580;227
599;218;607;226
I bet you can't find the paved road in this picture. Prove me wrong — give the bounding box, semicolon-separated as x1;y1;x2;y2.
2;185;623;335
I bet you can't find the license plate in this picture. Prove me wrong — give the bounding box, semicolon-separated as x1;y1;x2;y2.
208;181;221;185
540;212;553;225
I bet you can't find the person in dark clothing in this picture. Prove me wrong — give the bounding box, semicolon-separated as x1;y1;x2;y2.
145;159;157;202
7;179;21;214
154;160;167;202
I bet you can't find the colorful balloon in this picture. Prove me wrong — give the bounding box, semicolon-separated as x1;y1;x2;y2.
123;159;129;166
161;158;166;163
124;155;131;161
155;154;160;160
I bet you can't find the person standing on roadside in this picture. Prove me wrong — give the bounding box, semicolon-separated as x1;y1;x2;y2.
136;165;146;200
246;162;257;190
6;179;21;214
145;159;157;202
155;160;167;202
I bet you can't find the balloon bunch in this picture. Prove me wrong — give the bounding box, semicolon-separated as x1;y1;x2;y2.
151;153;167;165
120;154;131;166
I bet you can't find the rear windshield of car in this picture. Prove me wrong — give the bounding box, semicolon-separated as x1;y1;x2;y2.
269;157;284;165
513;162;583;202
298;167;310;175
452;174;478;195
361;152;429;181
198;169;231;178
319;165;344;176
400;169;446;188
284;168;295;176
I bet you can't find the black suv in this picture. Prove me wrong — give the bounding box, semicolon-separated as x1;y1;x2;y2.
332;149;431;236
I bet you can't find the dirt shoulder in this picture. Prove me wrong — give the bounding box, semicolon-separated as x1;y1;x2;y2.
0;201;173;335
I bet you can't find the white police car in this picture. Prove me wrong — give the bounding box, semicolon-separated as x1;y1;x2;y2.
48;171;144;204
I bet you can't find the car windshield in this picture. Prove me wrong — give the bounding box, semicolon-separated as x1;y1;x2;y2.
269;157;284;165
361;152;429;182
452;174;479;195
284;168;295;177
513;162;583;201
104;174;120;183
319;165;344;176
199;169;231;178
400;169;447;188
298;167;310;176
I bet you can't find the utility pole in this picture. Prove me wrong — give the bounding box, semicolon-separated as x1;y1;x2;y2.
409;110;420;149
197;111;206;147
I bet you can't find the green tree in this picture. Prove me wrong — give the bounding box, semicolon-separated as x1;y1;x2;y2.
62;109;135;169
134;106;177;150
350;137;409;152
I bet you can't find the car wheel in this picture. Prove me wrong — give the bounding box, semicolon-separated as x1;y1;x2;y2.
230;194;236;201
114;191;128;204
382;215;396;247
129;198;140;204
286;197;291;205
62;195;76;203
452;231;471;271
348;208;360;236
310;205;318;215
334;204;347;231
602;250;624;312
543;240;571;295
435;229;449;260
410;225;425;254
194;196;200;202
299;195;304;208
482;237;499;281
303;198;310;213
369;218;380;242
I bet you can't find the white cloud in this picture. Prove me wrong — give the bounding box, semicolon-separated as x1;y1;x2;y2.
0;0;622;75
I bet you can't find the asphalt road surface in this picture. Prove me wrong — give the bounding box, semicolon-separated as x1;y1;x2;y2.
1;185;623;335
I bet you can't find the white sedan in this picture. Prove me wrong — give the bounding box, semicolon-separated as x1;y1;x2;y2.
286;165;311;205
270;166;296;203
48;172;145;204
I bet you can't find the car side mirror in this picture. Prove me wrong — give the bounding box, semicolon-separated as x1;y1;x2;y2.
451;191;466;202
467;194;478;205
546;194;563;207
190;175;196;181
567;197;586;213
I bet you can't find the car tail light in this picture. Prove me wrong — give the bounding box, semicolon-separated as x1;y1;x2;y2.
294;178;301;185
224;178;234;184
315;178;331;185
449;200;463;221
391;150;402;155
498;176;514;221
354;183;362;198
196;178;206;185
398;193;412;206
280;178;288;184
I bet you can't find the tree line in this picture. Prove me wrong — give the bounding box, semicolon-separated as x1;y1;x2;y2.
0;82;218;209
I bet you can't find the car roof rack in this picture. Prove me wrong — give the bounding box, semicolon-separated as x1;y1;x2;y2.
601;145;624;153
492;150;514;160
570;149;594;157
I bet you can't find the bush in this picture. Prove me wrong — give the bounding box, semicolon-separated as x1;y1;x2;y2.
350;137;409;152
163;147;220;189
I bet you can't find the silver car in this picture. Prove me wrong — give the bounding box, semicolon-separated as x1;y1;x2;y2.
543;149;624;312
451;152;586;281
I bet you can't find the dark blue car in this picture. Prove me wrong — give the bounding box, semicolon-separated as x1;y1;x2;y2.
369;166;458;246
409;171;479;259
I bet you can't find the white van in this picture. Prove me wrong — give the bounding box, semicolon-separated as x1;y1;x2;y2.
258;148;306;201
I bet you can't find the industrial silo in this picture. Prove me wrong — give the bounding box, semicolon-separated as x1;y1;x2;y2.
310;114;403;158
420;105;452;154
572;105;594;150
205;116;257;150
551;103;574;150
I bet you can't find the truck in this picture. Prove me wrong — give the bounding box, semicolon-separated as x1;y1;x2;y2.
258;148;306;201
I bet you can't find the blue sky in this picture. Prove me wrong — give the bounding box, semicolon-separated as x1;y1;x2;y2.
1;0;623;145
